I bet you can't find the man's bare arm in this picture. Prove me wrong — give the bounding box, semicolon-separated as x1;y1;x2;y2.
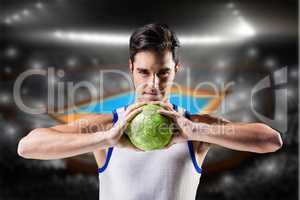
17;114;113;160
51;114;113;167
189;115;283;153
190;114;231;125
17;102;146;161
190;114;231;143
159;106;282;154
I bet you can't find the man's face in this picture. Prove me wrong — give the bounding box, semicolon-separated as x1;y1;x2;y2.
129;49;179;102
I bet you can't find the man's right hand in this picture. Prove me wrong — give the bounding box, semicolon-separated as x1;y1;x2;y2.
105;101;150;151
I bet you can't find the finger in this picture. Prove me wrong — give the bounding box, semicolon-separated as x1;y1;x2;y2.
125;101;148;115
115;107;143;132
151;101;174;111
122;107;144;131
125;107;143;122
157;109;180;119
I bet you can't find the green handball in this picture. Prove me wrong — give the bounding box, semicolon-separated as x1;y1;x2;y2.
126;104;173;151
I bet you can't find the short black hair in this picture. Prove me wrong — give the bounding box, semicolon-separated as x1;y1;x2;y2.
129;23;180;64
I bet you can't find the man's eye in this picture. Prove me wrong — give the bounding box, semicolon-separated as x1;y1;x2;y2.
158;71;170;76
139;70;149;75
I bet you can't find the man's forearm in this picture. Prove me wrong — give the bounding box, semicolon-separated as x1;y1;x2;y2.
17;128;111;160
189;122;283;153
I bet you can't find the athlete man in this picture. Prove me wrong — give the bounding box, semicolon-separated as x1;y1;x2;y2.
17;23;283;200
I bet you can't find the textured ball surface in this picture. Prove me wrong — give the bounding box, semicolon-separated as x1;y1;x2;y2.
126;104;173;151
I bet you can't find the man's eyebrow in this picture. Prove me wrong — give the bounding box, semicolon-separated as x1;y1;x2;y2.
159;68;171;71
136;67;149;71
136;67;170;71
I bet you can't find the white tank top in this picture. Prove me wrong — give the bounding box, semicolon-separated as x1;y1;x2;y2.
98;103;202;200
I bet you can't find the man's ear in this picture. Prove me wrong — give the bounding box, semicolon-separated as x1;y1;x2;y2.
175;63;181;73
129;59;133;73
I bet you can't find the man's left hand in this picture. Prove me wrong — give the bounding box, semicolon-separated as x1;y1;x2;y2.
156;102;208;147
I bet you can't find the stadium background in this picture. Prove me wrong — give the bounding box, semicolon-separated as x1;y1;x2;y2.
0;0;298;199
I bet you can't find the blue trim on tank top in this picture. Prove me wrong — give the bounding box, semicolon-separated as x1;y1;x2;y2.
98;108;118;173
184;110;202;174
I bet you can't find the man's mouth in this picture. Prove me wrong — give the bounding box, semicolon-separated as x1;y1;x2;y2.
140;91;164;101
144;92;157;95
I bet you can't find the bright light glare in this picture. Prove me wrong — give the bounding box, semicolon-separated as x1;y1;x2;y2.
180;36;226;45
53;31;235;46
54;31;129;45
51;18;256;46
235;18;256;37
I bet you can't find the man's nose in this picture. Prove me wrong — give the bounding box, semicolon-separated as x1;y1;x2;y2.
150;73;159;89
